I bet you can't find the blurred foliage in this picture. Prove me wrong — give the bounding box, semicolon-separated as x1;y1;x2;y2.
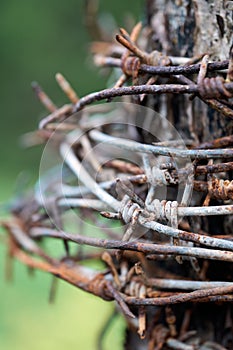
0;1;141;349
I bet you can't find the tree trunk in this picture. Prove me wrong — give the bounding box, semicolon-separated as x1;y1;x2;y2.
124;1;233;349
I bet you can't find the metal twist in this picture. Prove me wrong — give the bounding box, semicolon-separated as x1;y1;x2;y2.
121;56;141;79
198;76;232;99
120;195;141;224
147;50;171;67
125;280;147;297
146;200;179;227
208;177;233;200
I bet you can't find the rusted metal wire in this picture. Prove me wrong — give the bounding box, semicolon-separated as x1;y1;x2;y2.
2;16;233;349
89;129;233;159
71;83;233;114
29;227;233;261
94;56;229;76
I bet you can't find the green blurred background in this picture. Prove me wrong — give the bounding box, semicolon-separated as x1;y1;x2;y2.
0;1;142;349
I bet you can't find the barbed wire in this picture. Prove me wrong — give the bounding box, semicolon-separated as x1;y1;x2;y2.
2;20;233;348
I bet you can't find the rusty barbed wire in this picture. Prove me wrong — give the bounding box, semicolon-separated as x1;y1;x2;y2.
2;17;233;350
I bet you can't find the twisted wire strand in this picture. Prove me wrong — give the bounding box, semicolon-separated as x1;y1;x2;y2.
89;129;233;159
208;177;233;201
198;76;232;99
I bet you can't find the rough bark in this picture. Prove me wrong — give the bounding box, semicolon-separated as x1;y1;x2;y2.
146;0;233;144
124;1;233;349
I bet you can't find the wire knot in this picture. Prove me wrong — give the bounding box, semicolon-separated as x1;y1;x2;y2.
120;195;142;224
147;50;171;67
208;177;233;201
150;167;178;186
146;200;179;228
198;76;232;99
121;56;141;79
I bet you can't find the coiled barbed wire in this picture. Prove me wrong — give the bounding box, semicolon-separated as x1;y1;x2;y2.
2;17;233;348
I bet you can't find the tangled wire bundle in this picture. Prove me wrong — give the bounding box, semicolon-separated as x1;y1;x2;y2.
3;3;233;349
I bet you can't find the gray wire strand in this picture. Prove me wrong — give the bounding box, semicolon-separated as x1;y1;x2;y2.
89;130;233;159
